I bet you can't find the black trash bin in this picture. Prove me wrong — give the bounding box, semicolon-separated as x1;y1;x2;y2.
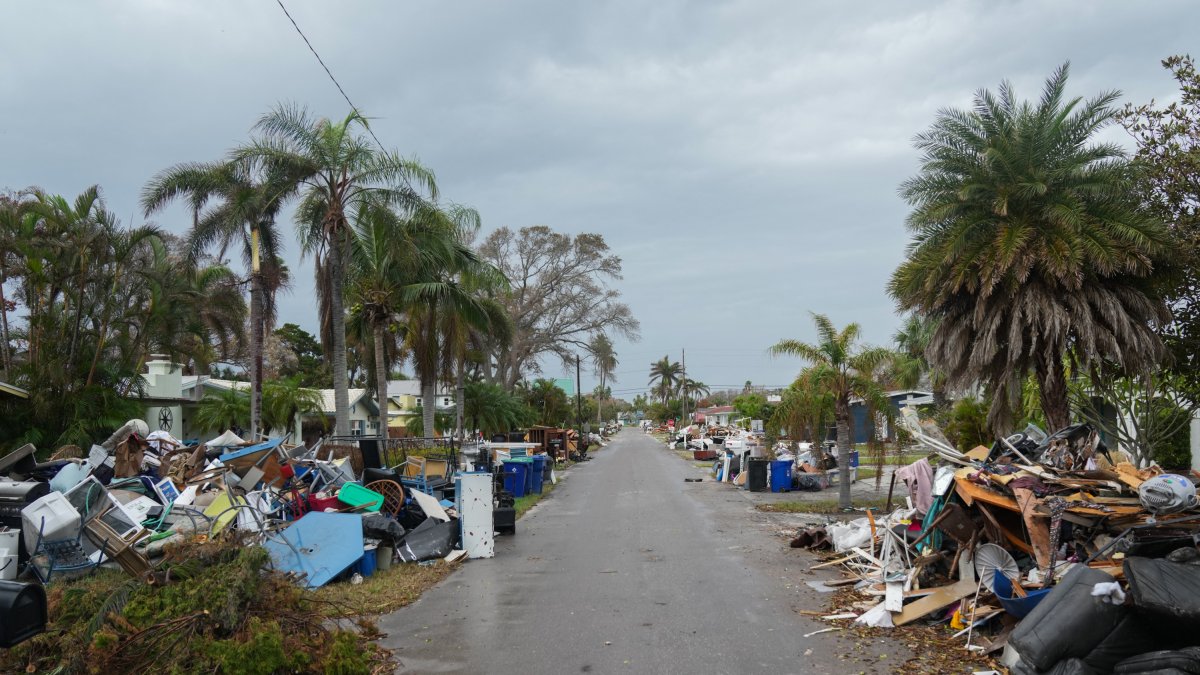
747;459;768;492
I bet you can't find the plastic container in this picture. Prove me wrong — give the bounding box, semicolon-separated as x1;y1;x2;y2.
507;457;535;495
501;461;528;498
307;491;342;513
336;483;383;512
352;547;377;578
993;571;1052;618
530;455;548;494
21;492;81;553
849;450;860;468
769;460;794;493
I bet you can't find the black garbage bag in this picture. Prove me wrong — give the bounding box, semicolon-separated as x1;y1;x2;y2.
397;504;428;531
1115;647;1200;674
396;519;458;563
1010;566;1126;671
1011;658;1099;675
1125;557;1200;625
361;514;405;544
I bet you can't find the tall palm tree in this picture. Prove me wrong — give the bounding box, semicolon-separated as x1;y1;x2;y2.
648;356;682;404
589;334;618;422
890;64;1171;433
142;160;291;437
771;313;894;508
234;104;437;436
402;221;510;438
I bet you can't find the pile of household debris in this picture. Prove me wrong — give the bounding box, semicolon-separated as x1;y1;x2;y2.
793;410;1200;673
0;418;548;645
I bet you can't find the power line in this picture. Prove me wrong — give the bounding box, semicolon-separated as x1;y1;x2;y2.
274;0;388;154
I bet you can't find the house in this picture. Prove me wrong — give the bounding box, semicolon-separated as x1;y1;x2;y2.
848;389;934;443
386;380;454;433
140;358;380;442
695;405;735;427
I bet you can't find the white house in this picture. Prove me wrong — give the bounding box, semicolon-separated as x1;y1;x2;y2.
140;359;380;442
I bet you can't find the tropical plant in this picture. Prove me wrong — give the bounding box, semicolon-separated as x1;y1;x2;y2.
680;378;710;404
521;379;570;426
462;379;532;437
945;397;990;452
194;387;250;434
262;378;325;437
0;187;245;450
142;159;292;438
648;356;682;404
771;313;895;508
890;64;1172;435
234;104;437;436
589;334;618;422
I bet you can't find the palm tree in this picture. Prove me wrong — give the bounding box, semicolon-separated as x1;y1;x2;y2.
680;378;710;404
234;104;437;436
142;160;292;438
648;356;682;404
589;334;618;422
262;378;325;438
194;387;250;434
890;64;1171;433
771;313;895;509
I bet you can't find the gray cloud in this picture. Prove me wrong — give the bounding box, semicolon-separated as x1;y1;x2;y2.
2;0;1196;398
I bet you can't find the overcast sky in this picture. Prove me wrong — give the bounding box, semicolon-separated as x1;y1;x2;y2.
3;1;1197;399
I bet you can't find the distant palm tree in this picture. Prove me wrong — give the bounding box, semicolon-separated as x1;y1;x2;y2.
680;378;710;404
772;313;894;509
890;64;1171;433
648;356;682;404
589;334;618;422
235;104;437;436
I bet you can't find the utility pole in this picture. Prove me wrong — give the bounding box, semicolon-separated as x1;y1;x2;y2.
575;355;583;458
681;348;687;430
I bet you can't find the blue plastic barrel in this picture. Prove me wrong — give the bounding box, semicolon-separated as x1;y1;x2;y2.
849;451;860;468
530;455;548;494
502;461;528;498
769;459;795;493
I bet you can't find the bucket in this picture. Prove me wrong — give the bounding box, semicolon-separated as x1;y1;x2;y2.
0;552;14;581
376;545;393;572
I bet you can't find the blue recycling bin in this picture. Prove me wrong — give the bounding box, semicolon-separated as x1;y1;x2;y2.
502;461;528;498
770;459;794;493
530;454;548;494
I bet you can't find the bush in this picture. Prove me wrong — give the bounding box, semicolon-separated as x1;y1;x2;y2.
1151;404;1193;470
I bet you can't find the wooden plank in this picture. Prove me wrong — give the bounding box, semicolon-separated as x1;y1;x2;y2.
892;579;978;626
810;554;856;570
1013;487;1052;569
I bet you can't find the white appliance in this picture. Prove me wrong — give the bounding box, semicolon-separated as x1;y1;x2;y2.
455;472;494;559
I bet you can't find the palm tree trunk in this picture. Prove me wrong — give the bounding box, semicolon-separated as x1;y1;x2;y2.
456;363;465;442
835;398;853;509
0;272;11;375
1036;352;1070;432
329;237;350;437
422;378;436;438
249;273;263;439
597;370;604;423
374;322;388;440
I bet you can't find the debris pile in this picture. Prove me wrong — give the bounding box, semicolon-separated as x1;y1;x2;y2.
0;419;589;657
796;409;1200;673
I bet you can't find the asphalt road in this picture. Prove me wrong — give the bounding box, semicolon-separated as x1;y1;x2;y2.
378;431;865;674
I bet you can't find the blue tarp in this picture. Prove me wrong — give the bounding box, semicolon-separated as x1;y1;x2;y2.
263;512;364;588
